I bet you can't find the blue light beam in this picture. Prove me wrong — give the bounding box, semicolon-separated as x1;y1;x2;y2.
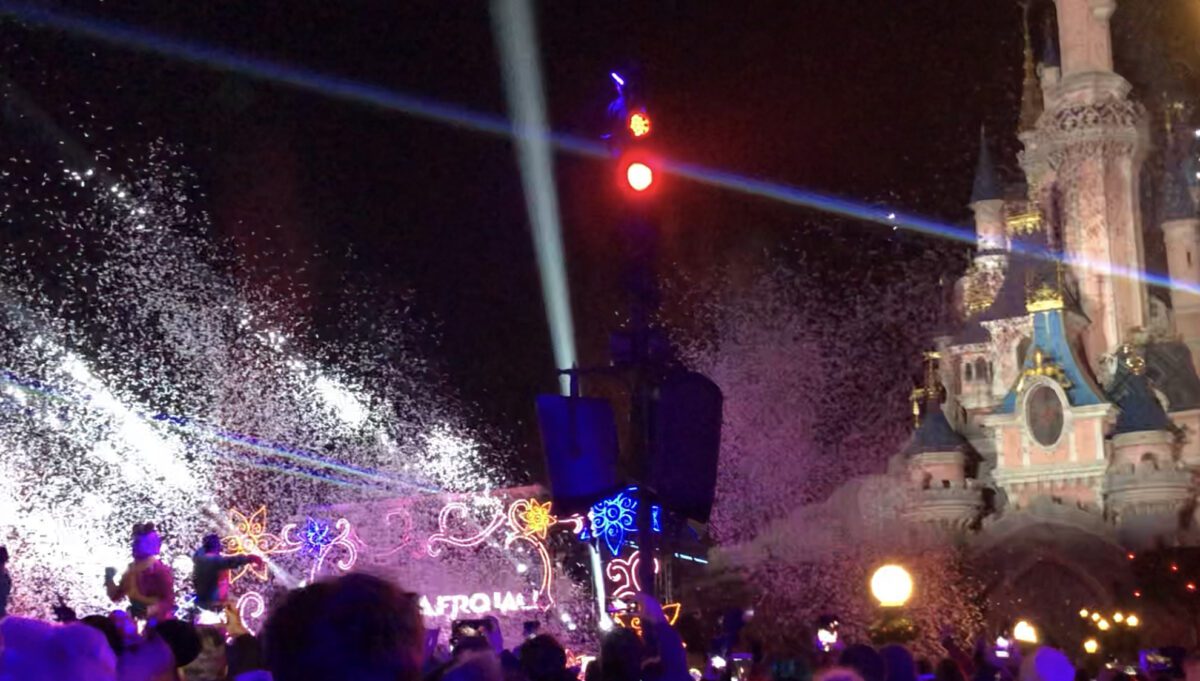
2;2;1197;300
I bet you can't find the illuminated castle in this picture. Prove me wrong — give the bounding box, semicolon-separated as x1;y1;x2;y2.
924;0;1200;548
722;0;1200;635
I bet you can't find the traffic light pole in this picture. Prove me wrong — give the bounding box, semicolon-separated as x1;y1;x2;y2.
608;68;668;604
621;209;662;601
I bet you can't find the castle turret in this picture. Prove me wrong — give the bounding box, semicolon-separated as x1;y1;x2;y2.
903;354;982;533
1104;347;1193;547
971;128;1007;257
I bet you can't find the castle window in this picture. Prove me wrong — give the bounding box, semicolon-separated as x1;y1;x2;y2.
965;363;974;382
975;357;988;383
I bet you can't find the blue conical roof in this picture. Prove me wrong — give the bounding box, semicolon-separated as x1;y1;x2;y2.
903;405;969;456
1110;358;1172;435
1162;154;1198;221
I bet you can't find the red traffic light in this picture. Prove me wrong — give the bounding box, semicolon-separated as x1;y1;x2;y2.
628;112;652;138
625;161;654;192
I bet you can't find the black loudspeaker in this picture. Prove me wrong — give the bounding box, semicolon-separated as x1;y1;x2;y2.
649;371;723;523
536;395;621;514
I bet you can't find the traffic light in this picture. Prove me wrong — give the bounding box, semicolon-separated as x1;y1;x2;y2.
625;161;653;192
608;71;658;196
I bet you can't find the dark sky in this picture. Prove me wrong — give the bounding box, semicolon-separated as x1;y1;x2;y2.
1;1;1030;474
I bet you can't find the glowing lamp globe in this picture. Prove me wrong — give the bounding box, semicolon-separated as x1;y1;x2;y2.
1097;619;1111;631
1127;615;1139;627
1013;620;1038;644
1083;639;1099;655
1079;609;1090;618
870;564;913;607
626;162;654;192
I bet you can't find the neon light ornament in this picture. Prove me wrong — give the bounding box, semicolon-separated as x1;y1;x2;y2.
579;488;660;555
425;497;565;611
221;506;302;583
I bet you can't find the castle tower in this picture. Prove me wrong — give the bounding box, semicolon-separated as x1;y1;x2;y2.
1104;347;1193;547
1161;138;1200;370
1020;0;1150;372
903;355;983;533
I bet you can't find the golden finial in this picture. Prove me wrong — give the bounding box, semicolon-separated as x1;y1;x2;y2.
1016;345;1073;391
1119;344;1147;376
909;351;944;425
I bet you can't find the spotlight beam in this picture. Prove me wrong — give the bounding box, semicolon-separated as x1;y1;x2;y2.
491;0;578;394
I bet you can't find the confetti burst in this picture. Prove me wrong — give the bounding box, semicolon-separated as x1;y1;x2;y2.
0;141;509;619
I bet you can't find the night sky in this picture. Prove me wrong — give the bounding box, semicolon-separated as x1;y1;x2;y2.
2;2;1049;473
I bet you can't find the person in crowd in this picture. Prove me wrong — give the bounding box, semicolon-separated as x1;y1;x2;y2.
0;546;10;620
520;634;575;681
117;628;179;681
597;593;688;681
82;613;126;655
1018;647;1074;681
598;626;644;681
880;645;916;681
934;659;965;681
263;572;423;681
180;626;225;681
816;668;866;681
444;644;504;681
0;615;118;681
106;522;175;621
191;534;263;613
152;619;202;670
841;645;886;681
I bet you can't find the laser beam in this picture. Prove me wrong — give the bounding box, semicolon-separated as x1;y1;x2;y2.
1;3;1195;299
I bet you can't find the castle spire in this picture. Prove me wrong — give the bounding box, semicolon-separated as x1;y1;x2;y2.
971;126;1003;204
1041;9;1060;68
1018;2;1044;132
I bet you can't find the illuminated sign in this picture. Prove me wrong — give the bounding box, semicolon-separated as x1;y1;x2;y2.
419;591;541;620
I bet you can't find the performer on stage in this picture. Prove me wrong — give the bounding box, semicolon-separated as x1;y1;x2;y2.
105;522;175;621
191;533;262;613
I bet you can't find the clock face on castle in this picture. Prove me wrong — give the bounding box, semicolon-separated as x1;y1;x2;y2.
1026;385;1065;447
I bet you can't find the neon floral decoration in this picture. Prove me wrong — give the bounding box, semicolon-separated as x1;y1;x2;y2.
580;489;638;555
221;506;302;583
425;496;565;610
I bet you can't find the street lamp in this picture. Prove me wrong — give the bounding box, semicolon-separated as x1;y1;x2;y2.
869;564;916;644
870;565;914;607
1013;620;1038;644
1083;639;1099;654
